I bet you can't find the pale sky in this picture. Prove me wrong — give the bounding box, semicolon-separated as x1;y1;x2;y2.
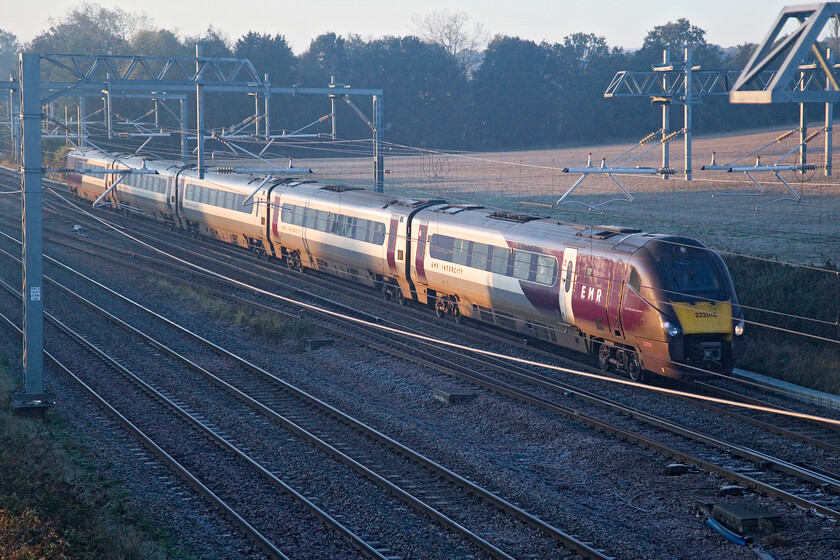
6;0;800;54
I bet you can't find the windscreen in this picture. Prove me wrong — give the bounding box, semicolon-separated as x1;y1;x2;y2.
656;254;727;301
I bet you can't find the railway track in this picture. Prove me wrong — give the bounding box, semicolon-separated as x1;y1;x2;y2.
0;201;607;558
0;280;367;560
2;168;839;557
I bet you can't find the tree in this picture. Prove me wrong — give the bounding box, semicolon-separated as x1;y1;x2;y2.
725;42;757;70
130;28;191;57
297;32;348;85
560;32;611;72
0;29;19;78
347;36;468;148
410;9;488;75
637;18;723;68
184;26;233;58
233;32;296;85
470;36;554;148
26;3;142;55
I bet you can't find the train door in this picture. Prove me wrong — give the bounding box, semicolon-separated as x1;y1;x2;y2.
170;169;186;228
607;260;625;337
413;219;429;286
559;248;577;324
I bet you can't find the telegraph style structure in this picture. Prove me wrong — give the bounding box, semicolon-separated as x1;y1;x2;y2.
584;2;840;210
7;52;384;412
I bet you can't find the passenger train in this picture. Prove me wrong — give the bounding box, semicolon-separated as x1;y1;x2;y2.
65;149;746;381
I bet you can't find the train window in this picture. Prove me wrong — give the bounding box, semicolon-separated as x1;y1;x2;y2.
329;214;343;234
303;208;317;228
564;264;574;293
535;255;557;285
657;256;725;300
492;246;511;275
344;216;357;238
628;267;642;293
430;235;455;262
372;223;386;245
512;251;532;281
354;220;370;241
315;210;329;231
199;187;209;204
471;243;489;270
281;204;293;223
451;239;469;266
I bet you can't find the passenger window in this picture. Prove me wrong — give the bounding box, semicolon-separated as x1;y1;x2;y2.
513;250;531;280
492;246;511;275
281;204;294;223
471;243;489;271
452;239;470;266
344;216;357;238
430;235;455;262
355;220;370;241
372;222;386;245
313;210;326;231
535;255;557;285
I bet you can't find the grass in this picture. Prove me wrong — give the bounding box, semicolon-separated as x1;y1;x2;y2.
153;279;315;341
0;353;187;559
725;256;840;395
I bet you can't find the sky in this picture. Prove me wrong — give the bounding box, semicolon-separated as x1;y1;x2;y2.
5;0;800;54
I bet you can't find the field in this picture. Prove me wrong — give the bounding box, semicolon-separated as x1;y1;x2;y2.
293;127;840;266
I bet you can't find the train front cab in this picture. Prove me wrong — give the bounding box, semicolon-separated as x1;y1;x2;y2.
624;237;745;380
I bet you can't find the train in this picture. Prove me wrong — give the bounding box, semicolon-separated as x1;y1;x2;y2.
64;149;746;381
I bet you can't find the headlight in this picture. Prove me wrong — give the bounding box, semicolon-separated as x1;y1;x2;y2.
662;321;682;338
734;320;745;337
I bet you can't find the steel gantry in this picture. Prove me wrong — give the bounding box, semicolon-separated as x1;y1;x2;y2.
604;47;741;181
557;47;711;210
730;1;840;178
9;52;384;412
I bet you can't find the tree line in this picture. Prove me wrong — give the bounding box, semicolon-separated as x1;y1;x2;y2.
0;5;811;154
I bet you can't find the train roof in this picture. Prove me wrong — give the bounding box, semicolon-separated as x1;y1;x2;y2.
418;203;658;253
67;150;710;256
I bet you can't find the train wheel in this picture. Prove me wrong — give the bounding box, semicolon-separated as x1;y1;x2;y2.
435;302;445;318
382;284;393;301
627;354;644;382
454;310;465;324
395;288;406;306
598;343;611;372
